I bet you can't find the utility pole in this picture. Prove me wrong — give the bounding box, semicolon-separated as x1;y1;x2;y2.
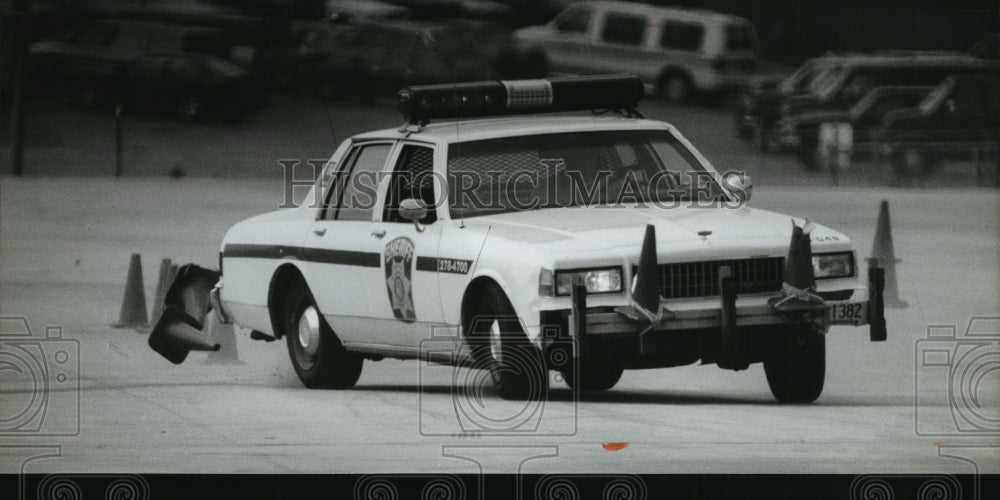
6;0;32;176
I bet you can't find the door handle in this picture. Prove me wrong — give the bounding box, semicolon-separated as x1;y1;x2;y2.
371;229;386;238
312;227;326;236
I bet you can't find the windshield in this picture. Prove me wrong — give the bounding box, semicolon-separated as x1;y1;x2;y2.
447;130;724;218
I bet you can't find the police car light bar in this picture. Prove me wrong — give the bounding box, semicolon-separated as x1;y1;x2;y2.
397;74;645;124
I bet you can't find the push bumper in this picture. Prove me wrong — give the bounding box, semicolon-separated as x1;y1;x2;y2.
557;265;886;368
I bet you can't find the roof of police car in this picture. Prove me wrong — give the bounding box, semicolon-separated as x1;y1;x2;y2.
351;115;674;144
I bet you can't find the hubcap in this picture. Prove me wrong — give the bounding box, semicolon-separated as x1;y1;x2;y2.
180;99;201;120
489;320;502;363
297;306;321;357
665;78;685;101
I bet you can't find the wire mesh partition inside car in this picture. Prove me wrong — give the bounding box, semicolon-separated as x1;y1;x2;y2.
447;130;718;217
631;257;785;299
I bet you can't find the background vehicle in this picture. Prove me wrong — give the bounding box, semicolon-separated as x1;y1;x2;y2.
514;0;758;102
778;85;933;169
875;74;1000;176
294;19;546;100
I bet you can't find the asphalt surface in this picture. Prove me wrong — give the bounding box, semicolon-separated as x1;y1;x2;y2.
1;95;998;475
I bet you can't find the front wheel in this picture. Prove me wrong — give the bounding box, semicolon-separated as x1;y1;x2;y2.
763;326;825;403
285;281;363;389
467;284;548;401
657;73;691;103
562;361;623;392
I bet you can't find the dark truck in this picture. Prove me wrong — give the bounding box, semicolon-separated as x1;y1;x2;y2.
874;73;1000;176
734;54;846;151
776;53;999;167
777;86;933;169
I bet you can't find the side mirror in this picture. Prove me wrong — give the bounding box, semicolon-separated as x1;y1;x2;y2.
399;198;428;232
724;173;752;203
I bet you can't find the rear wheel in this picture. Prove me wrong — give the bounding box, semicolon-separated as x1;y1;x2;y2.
467;284;547;401
285;281;363;389
178;97;204;122
763;325;825;403
891;143;938;177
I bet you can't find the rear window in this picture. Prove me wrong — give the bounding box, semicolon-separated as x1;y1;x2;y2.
659;21;703;52
724;23;756;51
602;13;646;46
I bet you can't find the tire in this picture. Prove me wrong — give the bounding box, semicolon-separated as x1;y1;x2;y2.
796;139;821;171
763;326;825;403
284;280;363;389
466;283;548;401
178;97;204;122
657;72;691;103
562;360;623;392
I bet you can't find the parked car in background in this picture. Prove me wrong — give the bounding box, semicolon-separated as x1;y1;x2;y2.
28;19;233;98
294;19;546;100
777;53;999;161
514;0;758;102
734;53;847;149
874;74;1000;176
777;85;933;169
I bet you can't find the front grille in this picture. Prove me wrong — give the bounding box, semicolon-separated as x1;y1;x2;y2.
635;257;785;299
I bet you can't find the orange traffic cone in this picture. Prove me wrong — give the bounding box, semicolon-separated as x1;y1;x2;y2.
870;200;907;308
204;311;244;365
113;253;148;328
149;258;173;326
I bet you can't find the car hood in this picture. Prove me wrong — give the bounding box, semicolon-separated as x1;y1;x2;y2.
466;205;849;261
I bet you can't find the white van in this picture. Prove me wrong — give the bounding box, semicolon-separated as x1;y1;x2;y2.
515;1;758;101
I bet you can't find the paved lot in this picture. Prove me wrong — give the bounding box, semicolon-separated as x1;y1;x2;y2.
2;176;997;474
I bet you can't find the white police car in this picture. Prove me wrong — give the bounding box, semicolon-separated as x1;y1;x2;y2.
150;75;886;403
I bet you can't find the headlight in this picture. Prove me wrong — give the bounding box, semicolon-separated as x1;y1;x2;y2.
553;267;623;296
812;252;855;279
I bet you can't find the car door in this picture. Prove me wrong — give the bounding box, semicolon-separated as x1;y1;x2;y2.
589;10;652;78
304;141;394;345
369;143;447;350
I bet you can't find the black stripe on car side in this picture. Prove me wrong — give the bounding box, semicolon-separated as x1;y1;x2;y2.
224;244;381;268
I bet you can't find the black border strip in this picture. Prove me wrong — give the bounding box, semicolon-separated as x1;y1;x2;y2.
224;244;380;268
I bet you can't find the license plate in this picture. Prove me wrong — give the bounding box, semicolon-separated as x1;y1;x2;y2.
828;301;867;325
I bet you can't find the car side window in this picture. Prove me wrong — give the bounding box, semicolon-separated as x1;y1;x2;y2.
554;6;592;34
659;21;703;52
337;144;392;222
602;13;646;46
384;145;437;225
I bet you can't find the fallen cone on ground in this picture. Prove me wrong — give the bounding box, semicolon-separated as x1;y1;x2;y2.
113;253;148;328
148;305;220;364
870;200;908;308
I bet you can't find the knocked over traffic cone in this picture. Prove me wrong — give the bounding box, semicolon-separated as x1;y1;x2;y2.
149;258;173;326
870;200;907;308
148;305;220;364
204;311;243;365
114;253;148;328
164;264;220;323
769;219;825;313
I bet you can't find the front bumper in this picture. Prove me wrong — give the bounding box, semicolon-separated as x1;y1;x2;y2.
545;266;886;369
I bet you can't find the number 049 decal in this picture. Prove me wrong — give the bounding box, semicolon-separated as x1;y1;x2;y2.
384;237;416;322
